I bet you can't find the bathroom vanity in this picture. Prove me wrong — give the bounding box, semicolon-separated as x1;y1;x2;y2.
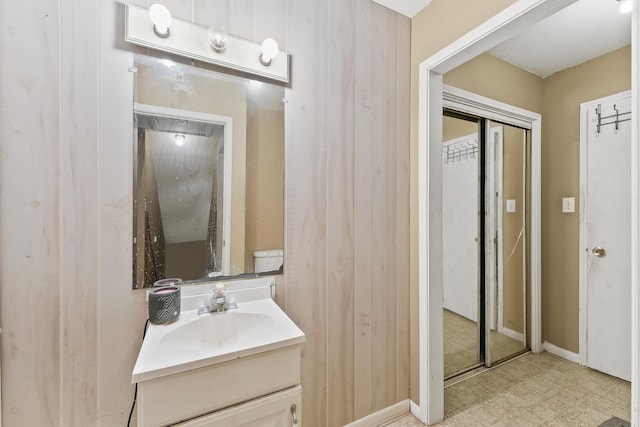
132;278;304;426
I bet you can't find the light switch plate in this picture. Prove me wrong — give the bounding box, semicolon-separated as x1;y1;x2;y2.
562;197;575;213
506;199;516;213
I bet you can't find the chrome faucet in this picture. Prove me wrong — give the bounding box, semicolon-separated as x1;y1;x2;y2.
197;283;237;315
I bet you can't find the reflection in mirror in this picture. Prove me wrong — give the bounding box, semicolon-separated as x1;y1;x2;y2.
442;110;530;379
132;55;284;289
442;112;482;378
487;120;529;364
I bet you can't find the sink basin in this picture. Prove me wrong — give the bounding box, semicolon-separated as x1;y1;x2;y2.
160;311;273;351
132;297;305;383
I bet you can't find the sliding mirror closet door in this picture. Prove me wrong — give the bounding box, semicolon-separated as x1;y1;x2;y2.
486;121;530;365
442;111;531;380
442;112;482;378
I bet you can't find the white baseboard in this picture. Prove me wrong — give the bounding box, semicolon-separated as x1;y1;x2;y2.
344;399;410;427
501;326;525;342
543;341;580;364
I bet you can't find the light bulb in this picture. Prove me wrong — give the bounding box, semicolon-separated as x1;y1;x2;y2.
620;0;632;13
260;38;279;66
174;134;186;147
208;26;229;53
149;4;172;38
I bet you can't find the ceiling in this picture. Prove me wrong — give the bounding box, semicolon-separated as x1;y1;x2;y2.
489;0;631;78
370;0;432;18
373;0;631;78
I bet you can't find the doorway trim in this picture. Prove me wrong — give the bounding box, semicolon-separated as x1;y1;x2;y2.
416;0;584;424
133;102;234;277
579;90;632;368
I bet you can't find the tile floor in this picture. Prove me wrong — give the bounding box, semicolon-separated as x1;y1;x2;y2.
384;352;630;426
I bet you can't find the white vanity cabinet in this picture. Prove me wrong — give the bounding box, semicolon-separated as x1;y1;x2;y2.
132;281;305;427
175;386;301;427
136;344;302;427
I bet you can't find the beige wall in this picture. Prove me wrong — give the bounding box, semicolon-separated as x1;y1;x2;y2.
245;105;284;271
501;124;526;335
0;1;410;426
410;0;520;402
541;46;631;352
444;53;544;112
443;115;478;140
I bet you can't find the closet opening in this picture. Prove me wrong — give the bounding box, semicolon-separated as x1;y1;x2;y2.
442;108;531;382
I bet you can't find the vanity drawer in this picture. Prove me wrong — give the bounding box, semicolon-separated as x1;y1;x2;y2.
174;385;302;427
137;345;300;427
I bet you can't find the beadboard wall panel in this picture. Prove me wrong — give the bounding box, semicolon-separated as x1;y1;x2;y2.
0;1;62;426
326;0;357;424
97;2;150;427
59;0;100;425
0;1;410;426
284;1;411;425
395;12;412;402
284;0;330;424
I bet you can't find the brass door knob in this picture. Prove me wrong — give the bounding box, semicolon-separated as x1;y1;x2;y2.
592;246;606;257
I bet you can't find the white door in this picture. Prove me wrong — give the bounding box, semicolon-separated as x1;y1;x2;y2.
581;92;631;381
442;133;479;322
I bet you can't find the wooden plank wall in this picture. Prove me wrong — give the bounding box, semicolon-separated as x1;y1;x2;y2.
284;1;411;425
0;1;63;425
0;0;410;426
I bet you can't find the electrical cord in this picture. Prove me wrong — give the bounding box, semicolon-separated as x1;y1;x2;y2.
127;318;150;427
503;224;526;266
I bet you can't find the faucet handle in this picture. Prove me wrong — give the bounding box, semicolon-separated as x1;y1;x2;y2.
210;282;227;307
214;282;226;296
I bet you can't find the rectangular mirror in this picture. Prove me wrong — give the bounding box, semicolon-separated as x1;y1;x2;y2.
132;55;284;289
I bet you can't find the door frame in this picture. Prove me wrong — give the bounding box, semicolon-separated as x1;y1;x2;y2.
133;102;234;277
416;1;579;424
416;0;640;425
579;90;632;367
416;81;543;423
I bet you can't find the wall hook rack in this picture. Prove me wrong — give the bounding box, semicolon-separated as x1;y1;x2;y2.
596;103;630;134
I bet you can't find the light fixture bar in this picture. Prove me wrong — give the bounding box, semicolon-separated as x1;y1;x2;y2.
124;4;290;83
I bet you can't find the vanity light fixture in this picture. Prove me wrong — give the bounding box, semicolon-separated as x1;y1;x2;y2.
618;0;632;13
125;4;290;82
259;38;279;66
174;134;186;147
208;27;229;53
149;4;172;38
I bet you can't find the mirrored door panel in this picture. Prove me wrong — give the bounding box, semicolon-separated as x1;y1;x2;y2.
442;111;531;380
442;112;482;378
486;121;530;365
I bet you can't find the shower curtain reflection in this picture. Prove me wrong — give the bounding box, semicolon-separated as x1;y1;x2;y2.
133;124;225;288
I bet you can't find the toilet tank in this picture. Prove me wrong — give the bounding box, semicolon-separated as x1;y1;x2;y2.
253;249;284;273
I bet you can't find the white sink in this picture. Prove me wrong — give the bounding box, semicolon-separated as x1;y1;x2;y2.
132;291;305;383
160;311;274;351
